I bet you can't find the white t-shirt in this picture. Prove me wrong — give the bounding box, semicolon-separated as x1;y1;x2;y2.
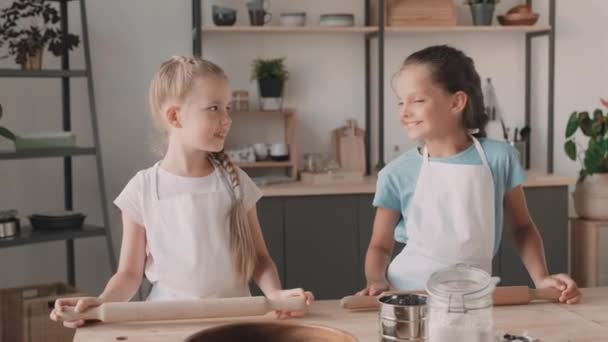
114;164;263;227
113;163;264;299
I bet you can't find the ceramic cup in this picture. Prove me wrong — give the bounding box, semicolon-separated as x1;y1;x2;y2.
253;143;269;161
270;143;289;161
212;5;237;26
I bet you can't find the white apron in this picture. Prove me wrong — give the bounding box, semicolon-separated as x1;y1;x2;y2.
143;161;250;300
387;137;495;290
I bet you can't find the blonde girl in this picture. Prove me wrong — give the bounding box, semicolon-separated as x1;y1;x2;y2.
51;56;313;328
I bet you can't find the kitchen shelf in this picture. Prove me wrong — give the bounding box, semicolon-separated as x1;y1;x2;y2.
0;69;87;78
0;225;106;248
201;25;550;35
201;26;378;34
384;25;552;34
0;147;97;160
193;0;557;173
0;0;117;288
230;108;298;179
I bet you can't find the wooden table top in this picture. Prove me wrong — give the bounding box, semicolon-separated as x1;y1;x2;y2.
74;287;608;342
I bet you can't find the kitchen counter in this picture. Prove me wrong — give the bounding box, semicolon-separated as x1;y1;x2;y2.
259;172;575;197
74;287;608;341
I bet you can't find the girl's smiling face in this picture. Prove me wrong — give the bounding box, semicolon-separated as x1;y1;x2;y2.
171;75;232;152
395;63;465;141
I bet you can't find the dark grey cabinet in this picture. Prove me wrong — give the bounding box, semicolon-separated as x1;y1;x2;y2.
499;186;569;287
357;195;375;290
256;186;569;299
284;195;360;300
357;195;404;290
250;198;285;295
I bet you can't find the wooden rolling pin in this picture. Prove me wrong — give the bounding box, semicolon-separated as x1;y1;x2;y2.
59;296;306;323
340;286;561;311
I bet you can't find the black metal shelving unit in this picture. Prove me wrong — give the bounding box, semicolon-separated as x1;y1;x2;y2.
191;0;557;174
0;0;116;287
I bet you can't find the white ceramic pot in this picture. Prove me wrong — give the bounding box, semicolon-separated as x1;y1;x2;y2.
270;143;288;156
572;173;608;220
280;12;306;26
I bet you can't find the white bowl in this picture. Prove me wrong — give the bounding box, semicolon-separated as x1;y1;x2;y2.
319;13;354;27
280;13;306;27
270;143;289;157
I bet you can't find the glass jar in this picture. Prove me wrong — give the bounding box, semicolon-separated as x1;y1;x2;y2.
425;264;499;342
232;90;249;112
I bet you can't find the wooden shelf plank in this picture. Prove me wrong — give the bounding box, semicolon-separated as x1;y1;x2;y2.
201;25;550;34
0;225;106;249
385;25;551;34
0;69;87;78
0;147;97;160
202;26;378;34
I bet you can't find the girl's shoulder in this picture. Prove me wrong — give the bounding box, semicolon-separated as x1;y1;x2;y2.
121;163;159;193
378;147;423;181
478;138;521;164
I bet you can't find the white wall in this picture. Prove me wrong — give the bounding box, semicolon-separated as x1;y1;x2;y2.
0;0;606;294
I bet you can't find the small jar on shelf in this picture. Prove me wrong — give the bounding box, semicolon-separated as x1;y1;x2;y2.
231;90;249;112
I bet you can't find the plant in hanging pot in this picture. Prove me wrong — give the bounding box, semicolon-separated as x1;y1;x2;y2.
251;57;288;110
564;99;608;220
465;0;500;26
0;0;80;70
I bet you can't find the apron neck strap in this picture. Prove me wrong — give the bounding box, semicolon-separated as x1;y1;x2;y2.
471;136;490;168
422;136;489;168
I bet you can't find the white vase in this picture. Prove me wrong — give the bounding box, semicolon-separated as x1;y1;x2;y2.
573;173;608;220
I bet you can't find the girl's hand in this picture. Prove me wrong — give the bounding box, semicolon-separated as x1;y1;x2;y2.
356;280;391;296
267;288;315;319
535;274;582;304
49;296;103;328
601;98;608;109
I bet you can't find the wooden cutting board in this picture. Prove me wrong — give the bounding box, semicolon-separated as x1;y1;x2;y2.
332;120;365;175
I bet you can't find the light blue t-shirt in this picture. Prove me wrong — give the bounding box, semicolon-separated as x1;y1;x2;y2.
373;138;526;255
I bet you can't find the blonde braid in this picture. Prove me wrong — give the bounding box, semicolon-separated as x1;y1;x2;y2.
212;151;257;282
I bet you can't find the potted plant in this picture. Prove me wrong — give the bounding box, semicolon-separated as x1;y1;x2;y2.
465;0;500;26
251;57;288;110
0;104;17;143
564;99;608;220
0;0;80;70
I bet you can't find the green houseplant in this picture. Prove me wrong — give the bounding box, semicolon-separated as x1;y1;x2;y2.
251;58;288;110
0;0;80;70
564;99;608;219
465;0;500;25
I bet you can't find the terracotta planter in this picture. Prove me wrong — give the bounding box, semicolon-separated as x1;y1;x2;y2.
573;174;608;220
21;49;43;70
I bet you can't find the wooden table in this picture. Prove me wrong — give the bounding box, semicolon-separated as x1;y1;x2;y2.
74;288;608;342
